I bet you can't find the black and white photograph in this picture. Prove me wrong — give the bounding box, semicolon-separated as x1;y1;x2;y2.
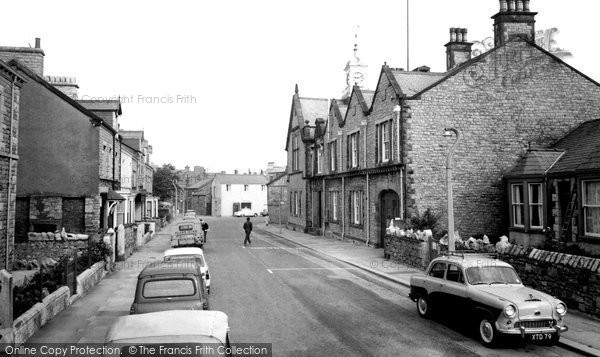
1;0;600;356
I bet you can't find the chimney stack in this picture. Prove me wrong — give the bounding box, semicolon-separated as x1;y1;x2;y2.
44;76;79;99
493;0;537;47
0;38;45;76
445;28;473;71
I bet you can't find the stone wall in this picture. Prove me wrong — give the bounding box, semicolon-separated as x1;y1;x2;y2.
500;247;600;318
13;239;88;265
384;235;436;270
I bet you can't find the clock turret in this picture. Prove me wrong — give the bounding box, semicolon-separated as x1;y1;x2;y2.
342;27;368;101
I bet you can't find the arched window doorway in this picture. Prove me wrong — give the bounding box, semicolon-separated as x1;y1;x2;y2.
380;190;400;248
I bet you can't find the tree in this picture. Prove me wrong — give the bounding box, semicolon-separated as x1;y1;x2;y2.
153;164;180;201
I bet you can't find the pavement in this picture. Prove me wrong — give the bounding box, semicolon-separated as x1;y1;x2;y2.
258;223;600;357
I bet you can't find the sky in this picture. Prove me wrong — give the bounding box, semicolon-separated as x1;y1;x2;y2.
2;0;600;173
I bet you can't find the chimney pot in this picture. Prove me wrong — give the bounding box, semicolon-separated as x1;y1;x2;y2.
456;28;463;42
499;0;508;12
523;0;530;11
450;28;457;42
35;38;41;49
508;0;516;11
516;0;524;11
461;28;468;42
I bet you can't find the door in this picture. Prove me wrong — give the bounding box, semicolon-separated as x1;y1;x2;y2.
380;190;400;248
315;191;322;228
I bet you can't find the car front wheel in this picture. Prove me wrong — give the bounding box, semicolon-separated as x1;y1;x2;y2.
478;315;498;348
417;295;433;318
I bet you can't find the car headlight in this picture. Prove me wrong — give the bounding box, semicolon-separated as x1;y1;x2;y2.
504;304;517;318
556;303;567;316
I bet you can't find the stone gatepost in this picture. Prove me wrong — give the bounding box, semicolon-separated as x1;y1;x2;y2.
0;269;13;344
117;225;125;261
136;223;144;247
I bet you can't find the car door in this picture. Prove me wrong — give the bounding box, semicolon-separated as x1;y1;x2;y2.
426;262;447;308
444;263;468;315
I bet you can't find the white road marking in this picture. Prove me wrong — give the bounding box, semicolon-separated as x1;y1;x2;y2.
267;269;273;274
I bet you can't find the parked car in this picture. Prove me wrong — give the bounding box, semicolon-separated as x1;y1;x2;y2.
172;220;204;248
260;209;269;217
184;211;196;218
105;310;231;356
130;263;209;314
163;247;211;293
409;253;568;347
233;208;258;217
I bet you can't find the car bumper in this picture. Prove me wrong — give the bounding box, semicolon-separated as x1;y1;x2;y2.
499;325;568;338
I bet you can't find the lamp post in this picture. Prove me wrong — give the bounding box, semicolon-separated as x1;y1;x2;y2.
172;180;178;216
442;128;460;252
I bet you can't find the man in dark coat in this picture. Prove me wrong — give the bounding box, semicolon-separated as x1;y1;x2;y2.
243;217;253;246
200;219;209;242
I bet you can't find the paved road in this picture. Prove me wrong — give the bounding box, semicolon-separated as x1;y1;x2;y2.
27;217;582;356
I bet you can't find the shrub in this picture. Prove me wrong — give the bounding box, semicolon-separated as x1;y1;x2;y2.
409;208;442;237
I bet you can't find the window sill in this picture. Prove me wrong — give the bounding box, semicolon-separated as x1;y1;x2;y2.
508;227;545;234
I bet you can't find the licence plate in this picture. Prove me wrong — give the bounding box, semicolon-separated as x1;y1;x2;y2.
528;333;554;341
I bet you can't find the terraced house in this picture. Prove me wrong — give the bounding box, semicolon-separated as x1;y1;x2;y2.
0;60;25;270
285;0;600;250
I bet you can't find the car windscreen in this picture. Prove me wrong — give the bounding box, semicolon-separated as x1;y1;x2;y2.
142;278;196;298
466;266;521;285
164;255;205;267
179;225;194;231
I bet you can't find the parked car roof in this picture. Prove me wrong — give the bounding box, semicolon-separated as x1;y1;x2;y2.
106;310;229;344
138;263;199;278
164;247;204;257
432;253;514;269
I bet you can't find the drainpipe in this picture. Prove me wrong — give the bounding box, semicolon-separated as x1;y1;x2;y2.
322;178;325;236
341;176;345;241
366;173;370;246
6;77;16;270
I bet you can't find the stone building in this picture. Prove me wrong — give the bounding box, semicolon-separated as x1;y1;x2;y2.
285;0;600;248
266;173;288;225
184;178;213;216
120;131;158;220
0;60;25;269
505;119;600;253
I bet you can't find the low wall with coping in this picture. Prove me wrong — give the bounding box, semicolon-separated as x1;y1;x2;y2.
13;286;70;345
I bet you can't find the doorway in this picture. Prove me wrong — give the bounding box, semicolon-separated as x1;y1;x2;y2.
380;190;400;248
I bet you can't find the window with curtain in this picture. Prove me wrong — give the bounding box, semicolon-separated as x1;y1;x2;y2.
583;180;600;237
529;183;543;229
511;184;524;227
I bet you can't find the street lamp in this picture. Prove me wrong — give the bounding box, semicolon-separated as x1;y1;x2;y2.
442;128;460;252
172;180;178;216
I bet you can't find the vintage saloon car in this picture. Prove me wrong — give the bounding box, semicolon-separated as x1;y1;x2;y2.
409;253;568;347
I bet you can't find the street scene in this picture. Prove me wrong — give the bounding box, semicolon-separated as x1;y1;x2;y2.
1;0;600;356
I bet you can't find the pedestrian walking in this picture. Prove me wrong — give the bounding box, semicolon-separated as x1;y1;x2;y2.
243;217;253;247
200;219;209;242
265;215;270;226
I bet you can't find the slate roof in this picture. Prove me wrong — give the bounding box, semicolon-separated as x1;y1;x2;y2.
390;69;446;97
298;97;329;125
78;99;122;115
8;59;116;134
216;174;268;185
548;119;600;174
186;178;213;190
504;150;564;178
